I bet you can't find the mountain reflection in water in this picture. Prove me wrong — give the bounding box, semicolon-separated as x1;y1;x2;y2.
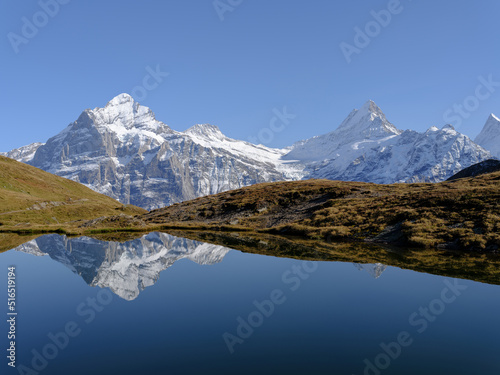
14;233;231;300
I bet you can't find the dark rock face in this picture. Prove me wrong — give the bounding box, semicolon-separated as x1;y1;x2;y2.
447;159;500;181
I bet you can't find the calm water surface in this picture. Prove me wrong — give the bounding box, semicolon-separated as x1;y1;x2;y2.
1;232;499;375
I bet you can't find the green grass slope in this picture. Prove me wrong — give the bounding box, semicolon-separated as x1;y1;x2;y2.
0;156;146;229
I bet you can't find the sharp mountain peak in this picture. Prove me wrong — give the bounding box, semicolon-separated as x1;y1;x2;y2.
4;95;495;210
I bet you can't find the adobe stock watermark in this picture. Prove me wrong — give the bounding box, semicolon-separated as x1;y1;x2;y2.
340;0;408;64
247;107;296;145
213;0;243;21
130;65;169;102
7;0;71;54
223;260;319;354
442;74;500;129
355;278;467;375
16;289;113;375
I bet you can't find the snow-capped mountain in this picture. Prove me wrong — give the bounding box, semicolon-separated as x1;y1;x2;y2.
20;94;304;209
14;232;231;300
284;101;491;183
301;124;491;183
0;142;44;163
475;114;500;159
284;100;402;162
4;94;494;209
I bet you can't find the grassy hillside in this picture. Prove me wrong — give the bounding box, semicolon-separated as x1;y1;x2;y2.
143;172;500;251
2;153;499;252
0;156;146;229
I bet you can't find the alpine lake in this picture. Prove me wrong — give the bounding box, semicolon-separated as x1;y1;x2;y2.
1;231;499;375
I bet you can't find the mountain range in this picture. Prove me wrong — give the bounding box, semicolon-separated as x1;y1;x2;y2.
2;94;498;209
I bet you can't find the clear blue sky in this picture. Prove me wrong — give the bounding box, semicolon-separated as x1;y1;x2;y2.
1;0;500;152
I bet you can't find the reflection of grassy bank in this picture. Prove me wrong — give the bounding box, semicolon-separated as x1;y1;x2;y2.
0;233;42;253
165;230;500;286
0;222;251;237
3;229;500;285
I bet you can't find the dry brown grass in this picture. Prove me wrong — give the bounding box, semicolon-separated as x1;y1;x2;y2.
2;153;499;252
143;172;500;251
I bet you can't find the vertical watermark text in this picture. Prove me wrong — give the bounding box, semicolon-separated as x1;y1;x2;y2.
7;266;17;368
